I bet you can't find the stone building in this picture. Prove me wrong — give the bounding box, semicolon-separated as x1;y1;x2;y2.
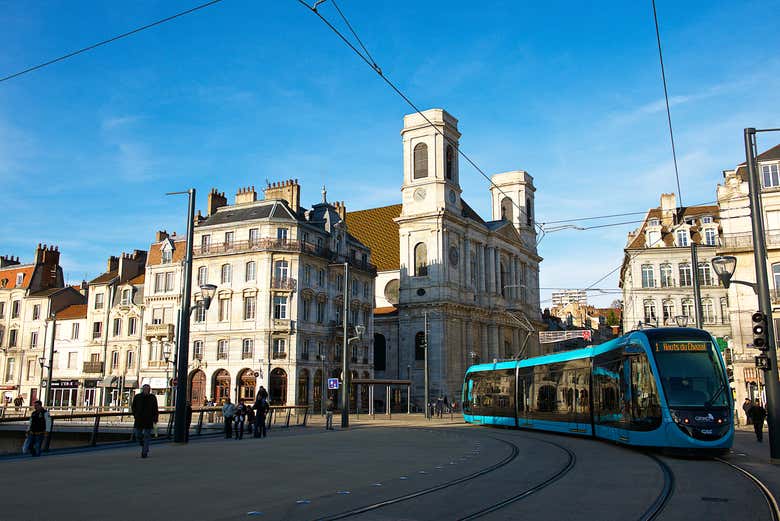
347;109;543;407
716;143;780;406
0;244;83;406
619;193;730;337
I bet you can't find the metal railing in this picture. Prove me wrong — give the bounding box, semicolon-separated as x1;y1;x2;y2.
722;231;780;249
82;361;104;373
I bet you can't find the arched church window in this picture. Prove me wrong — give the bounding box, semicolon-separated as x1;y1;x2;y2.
501;197;513;222
526;198;533;226
413;143;428;179
446;145;455;180
414;242;428;277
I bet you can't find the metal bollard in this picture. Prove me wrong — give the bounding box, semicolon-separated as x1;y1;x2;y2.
196;411;204;436
89;415;101;446
285;408;292;428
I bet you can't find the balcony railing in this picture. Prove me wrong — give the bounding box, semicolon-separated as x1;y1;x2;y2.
83;361;104;373
722;232;780;250
217;352;228;360
271;319;294;333
300;353;309;361
145;323;175;340
272;352;287;360
271;277;297;291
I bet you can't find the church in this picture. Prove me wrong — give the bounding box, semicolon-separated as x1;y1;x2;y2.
346;109;542;407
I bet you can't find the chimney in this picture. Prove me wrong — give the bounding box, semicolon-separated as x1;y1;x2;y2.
34;243;45;264
333;200;346;220
40;245;61;290
107;256;119;273
263;179;301;212
660;193;677;226
235;186;258;205
155;230;169;242
0;255;20;268
207;188;227;216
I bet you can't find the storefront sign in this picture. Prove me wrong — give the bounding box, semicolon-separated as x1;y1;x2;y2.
84;380;99;388
51;380;79;388
0;385;18;390
141;377;169;389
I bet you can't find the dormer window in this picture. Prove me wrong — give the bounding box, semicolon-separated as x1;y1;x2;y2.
702;216;713;224
704;228;717;246
648;218;660;227
121;288;132;306
16;273;23;285
676;229;689;247
161;248;172;264
646;230;661;247
762;163;780;188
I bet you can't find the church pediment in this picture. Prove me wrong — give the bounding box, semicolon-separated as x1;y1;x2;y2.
488;220;524;246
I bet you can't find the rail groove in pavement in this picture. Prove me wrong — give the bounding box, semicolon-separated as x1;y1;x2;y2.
716;457;780;521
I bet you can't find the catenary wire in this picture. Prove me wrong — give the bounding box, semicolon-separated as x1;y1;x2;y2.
651;0;683;207
295;0;546;244
0;0;226;84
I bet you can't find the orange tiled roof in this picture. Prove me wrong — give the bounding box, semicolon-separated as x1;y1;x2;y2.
128;273;145;285
147;239;186;266
56;304;87;320
90;270;118;285
0;265;34;290
346;204;401;272
374;306;398;315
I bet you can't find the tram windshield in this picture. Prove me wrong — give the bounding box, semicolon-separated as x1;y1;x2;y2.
650;335;728;408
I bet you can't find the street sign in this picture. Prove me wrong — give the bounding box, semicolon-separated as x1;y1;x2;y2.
327;378;340;390
756;355;771;371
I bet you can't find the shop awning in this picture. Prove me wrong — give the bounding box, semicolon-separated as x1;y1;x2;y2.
101;376;117;386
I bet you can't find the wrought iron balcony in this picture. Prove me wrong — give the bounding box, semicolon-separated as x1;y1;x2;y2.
272;351;287;360
722;232;780;250
83;361;104;373
145;323;175;340
271;277;297;291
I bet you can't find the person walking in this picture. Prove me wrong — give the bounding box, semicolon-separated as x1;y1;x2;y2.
234;400;247;440
254;395;269;438
13;395;23;412
246;403;255;436
222;398;236;439
131;384;159;459
436;396;444;418
748;400;767;442
742;397;753;425
325;395;335;430
26;400;51;457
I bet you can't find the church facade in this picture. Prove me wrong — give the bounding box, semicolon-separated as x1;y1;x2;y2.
347;109;542;407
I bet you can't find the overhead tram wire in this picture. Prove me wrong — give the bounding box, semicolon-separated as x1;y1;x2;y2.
538;200;717;225
651;0;683;207
0;0;226;84
296;0;547;244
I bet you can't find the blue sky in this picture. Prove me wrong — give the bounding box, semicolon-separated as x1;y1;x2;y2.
1;0;778;307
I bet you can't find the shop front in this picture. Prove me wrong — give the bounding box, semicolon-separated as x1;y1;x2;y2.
83;379;99;407
50;380;79;407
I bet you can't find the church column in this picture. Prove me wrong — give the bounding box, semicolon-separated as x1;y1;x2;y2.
464;238;471;289
493;247;500;295
488;247;496;295
478;244;486;293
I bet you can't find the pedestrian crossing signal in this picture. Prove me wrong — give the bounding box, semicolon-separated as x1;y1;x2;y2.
751;312;769;350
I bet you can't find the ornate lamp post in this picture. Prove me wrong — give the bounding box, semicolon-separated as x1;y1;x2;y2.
674;315;688;328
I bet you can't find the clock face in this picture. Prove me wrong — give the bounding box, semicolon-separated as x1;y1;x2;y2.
448;190;457;204
449;245;459;266
413;188;427;201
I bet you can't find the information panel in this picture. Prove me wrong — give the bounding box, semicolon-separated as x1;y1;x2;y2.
655;341;709;353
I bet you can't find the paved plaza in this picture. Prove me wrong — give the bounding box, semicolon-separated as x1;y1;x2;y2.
0;417;777;521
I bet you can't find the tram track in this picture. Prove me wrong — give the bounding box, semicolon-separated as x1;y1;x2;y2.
716;457;780;521
637;453;674;521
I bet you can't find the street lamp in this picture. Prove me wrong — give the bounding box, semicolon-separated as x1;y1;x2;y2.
163;344;174;407
711;255;758;293
674;315;689;328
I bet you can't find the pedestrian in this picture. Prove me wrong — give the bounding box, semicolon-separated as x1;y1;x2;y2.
742;398;753;425
222;398;235;439
257;386;269;400
131;384;159;459
234;399;246;440
325;395;335;430
185;401;193;442
246;403;255;436
443;395;450;414
748;400;767;442
13;395;23;412
254;394;269;438
25;400;51;457
436;396;443;418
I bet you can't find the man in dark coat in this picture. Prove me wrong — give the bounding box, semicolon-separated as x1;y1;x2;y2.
748;400;767;442
742;398;753;425
132;384;159;458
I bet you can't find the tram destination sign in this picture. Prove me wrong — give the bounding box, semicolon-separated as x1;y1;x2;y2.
655;341;709;353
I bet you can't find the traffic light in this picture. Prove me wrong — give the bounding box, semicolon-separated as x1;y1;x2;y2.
752;311;769;350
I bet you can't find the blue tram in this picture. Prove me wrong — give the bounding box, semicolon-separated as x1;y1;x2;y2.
462;328;733;452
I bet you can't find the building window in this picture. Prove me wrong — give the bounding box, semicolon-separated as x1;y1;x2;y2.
659;263;673;287
111;351;119;370
762;163;780;188
224;231;234;248
413;143;428;179
94;293;104;310
165;272;174;292
317;301;325;324
193;340;203;360
8;329;17;347
154;273;164;293
217;340;228;360
316;237;324;251
273;338;286;358
679;263;692;287
414;331;426;361
201;235;211;252
68;352;77;369
242;339;254;359
318;268;325;287
121;289;132;305
92;322;102;339
446;144;455;180
698;262;713;286
195;304;206;323
244;296;256;320
702;216;713;224
720;297;729;324
245;261;256;282
646;230;661;247
128;317;138;336
249;228;259;245
218;298;231;322
197;266;208;286
16;273;24;286
643;300;657;324
676;229;689;247
273;296;287;319
302;299;311;321
71;323;79;340
363;282;369;299
221;264;232;284
0;302;5;318
704;228;717;246
113;318;121;337
648;218;660;226
681;299;694;319
126;351;135;369
277;228;288;242
662;300;675;324
702;299;715;324
26;359;35;380
304;265;311;285
32;304;40;320
30;331;38;348
336;274;343;290
414;242;428;276
11;300;20;318
352;279;359;296
162;248;172;264
641;264;655;288
5;358;15;381
302;339;310;358
274;260;289;281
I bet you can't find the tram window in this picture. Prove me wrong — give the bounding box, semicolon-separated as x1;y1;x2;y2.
629;351;662;431
594;353;624;426
464;370;515;417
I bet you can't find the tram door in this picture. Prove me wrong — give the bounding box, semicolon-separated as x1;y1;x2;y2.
616;356;632;444
517;369;532;428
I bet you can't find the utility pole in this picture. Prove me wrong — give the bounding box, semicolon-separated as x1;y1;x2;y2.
744;128;780;462
341;262;350;428
691;243;703;328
